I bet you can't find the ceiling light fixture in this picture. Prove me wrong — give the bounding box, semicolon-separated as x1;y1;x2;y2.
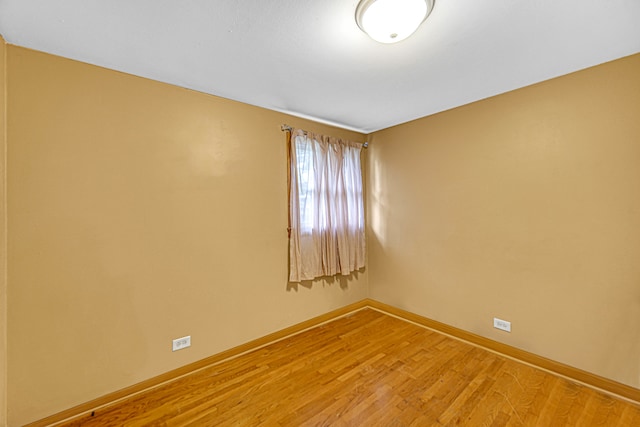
355;0;435;44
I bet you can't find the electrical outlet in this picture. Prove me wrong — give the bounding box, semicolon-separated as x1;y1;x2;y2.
172;335;191;351
493;318;511;333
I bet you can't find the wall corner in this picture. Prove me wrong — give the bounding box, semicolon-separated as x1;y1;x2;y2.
0;33;8;427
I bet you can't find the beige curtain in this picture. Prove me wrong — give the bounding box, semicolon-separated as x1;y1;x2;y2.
289;128;365;282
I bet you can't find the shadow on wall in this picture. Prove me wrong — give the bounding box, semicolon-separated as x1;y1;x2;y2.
286;269;365;292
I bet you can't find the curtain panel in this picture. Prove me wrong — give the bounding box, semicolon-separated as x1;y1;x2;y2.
288;128;366;282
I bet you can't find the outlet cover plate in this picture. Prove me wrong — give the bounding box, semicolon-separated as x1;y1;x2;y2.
172;335;191;351
493;318;511;332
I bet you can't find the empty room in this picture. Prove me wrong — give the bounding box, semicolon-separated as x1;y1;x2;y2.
1;0;640;425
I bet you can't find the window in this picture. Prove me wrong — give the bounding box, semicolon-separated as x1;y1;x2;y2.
288;128;365;282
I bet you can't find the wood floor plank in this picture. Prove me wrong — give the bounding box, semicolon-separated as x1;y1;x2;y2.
56;309;640;426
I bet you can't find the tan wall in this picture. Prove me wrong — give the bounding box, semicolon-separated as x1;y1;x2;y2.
367;53;640;388
0;34;8;427
6;46;368;426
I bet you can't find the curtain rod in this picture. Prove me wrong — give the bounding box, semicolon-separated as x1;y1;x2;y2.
281;124;368;148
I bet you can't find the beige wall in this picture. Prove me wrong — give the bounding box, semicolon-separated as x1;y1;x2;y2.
0;34;7;427
368;53;640;388
6;46;368;426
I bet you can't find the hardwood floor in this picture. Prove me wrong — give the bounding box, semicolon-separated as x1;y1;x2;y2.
58;309;640;426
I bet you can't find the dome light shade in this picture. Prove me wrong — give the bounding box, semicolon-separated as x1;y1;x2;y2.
355;0;435;44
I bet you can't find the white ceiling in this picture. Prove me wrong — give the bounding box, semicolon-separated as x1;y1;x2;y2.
1;0;639;133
